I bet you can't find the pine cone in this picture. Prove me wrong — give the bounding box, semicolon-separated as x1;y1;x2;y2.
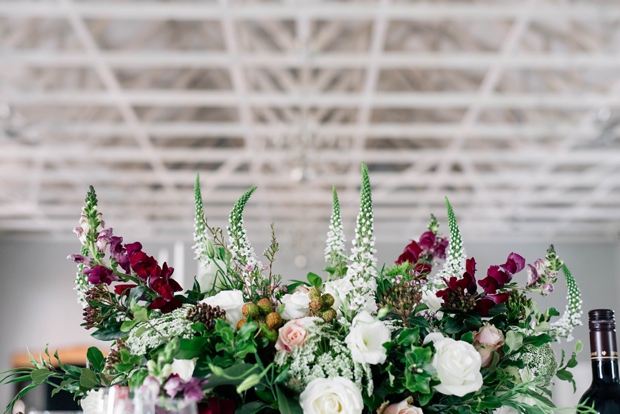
186;303;226;330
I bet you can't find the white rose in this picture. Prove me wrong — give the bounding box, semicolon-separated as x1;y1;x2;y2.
80;389;104;414
424;332;483;397
196;259;226;293
280;290;311;320
300;377;363;414
201;289;244;329
170;358;195;382
345;310;390;364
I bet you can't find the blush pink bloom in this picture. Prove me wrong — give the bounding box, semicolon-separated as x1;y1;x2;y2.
473;322;505;368
381;398;423;414
275;319;311;352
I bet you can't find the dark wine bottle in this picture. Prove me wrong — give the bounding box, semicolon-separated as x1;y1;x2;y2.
579;309;620;413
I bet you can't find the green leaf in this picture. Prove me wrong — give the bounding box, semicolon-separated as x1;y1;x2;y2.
276;386;303;414
177;337;209;359
556;369;573;382
397;327;420;347
460;331;474;344
30;369;53;385
87;347;105;372
444;317;465;335
91;322;125;341
127;286;147;306
120;319;139;332
405;368;431;394
237;402;268;414
307;272;322;288
79;368;99;389
505;330;524;353
524;334;552;347
206;363;258;388
130;300;149;323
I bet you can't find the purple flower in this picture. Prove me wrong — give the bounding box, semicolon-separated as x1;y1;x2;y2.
479;252;525;293
96;228;114;252
109;236;127;270
542;283;554;296
164;374;184;398
183;378;205;403
140;376;161;401
83;265;118;285
67;254;93;268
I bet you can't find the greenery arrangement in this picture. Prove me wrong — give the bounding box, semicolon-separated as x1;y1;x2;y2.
1;163;588;414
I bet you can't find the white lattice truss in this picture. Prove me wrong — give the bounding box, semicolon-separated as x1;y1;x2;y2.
1;0;620;246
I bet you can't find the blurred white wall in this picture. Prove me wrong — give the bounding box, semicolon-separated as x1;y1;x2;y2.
1;238;618;410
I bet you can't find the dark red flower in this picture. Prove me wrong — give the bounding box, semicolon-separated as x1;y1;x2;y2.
396;240;422;265
198;397;236;414
84;265;118;285
478;252;526;293
418;231;436;250
114;284;137;295
130;251;160;283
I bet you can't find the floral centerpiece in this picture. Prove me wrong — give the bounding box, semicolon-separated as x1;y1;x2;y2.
2;164;587;414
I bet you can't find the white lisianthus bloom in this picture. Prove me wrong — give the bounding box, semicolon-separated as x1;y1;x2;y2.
196;259;227;293
323;278;351;312
200;289;244;329
280;290;311;320
421;287;443;317
80;389;104;414
299;377;363;414
424;332;483;397
170;358;195;382
344;310;390;364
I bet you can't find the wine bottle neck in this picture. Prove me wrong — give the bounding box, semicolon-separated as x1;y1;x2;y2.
590;328;620;383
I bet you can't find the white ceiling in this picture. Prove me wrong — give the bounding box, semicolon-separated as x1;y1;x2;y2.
1;0;620;245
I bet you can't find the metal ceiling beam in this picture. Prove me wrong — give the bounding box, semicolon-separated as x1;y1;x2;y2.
59;0;179;197
2;146;620;163
7;91;620;108
17;121;600;139
6;51;620;69
1;3;618;20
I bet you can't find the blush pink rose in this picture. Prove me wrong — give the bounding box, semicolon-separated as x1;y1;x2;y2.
381;398;423;414
275;319;310;352
473;322;505;368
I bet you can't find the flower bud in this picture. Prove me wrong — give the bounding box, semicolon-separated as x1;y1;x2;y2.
321;308;337;323
309;299;322;312
321;293;335;308
236;318;247;331
266;312;283;330
308;287;321;300
257;298;272;315
242;302;260;318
